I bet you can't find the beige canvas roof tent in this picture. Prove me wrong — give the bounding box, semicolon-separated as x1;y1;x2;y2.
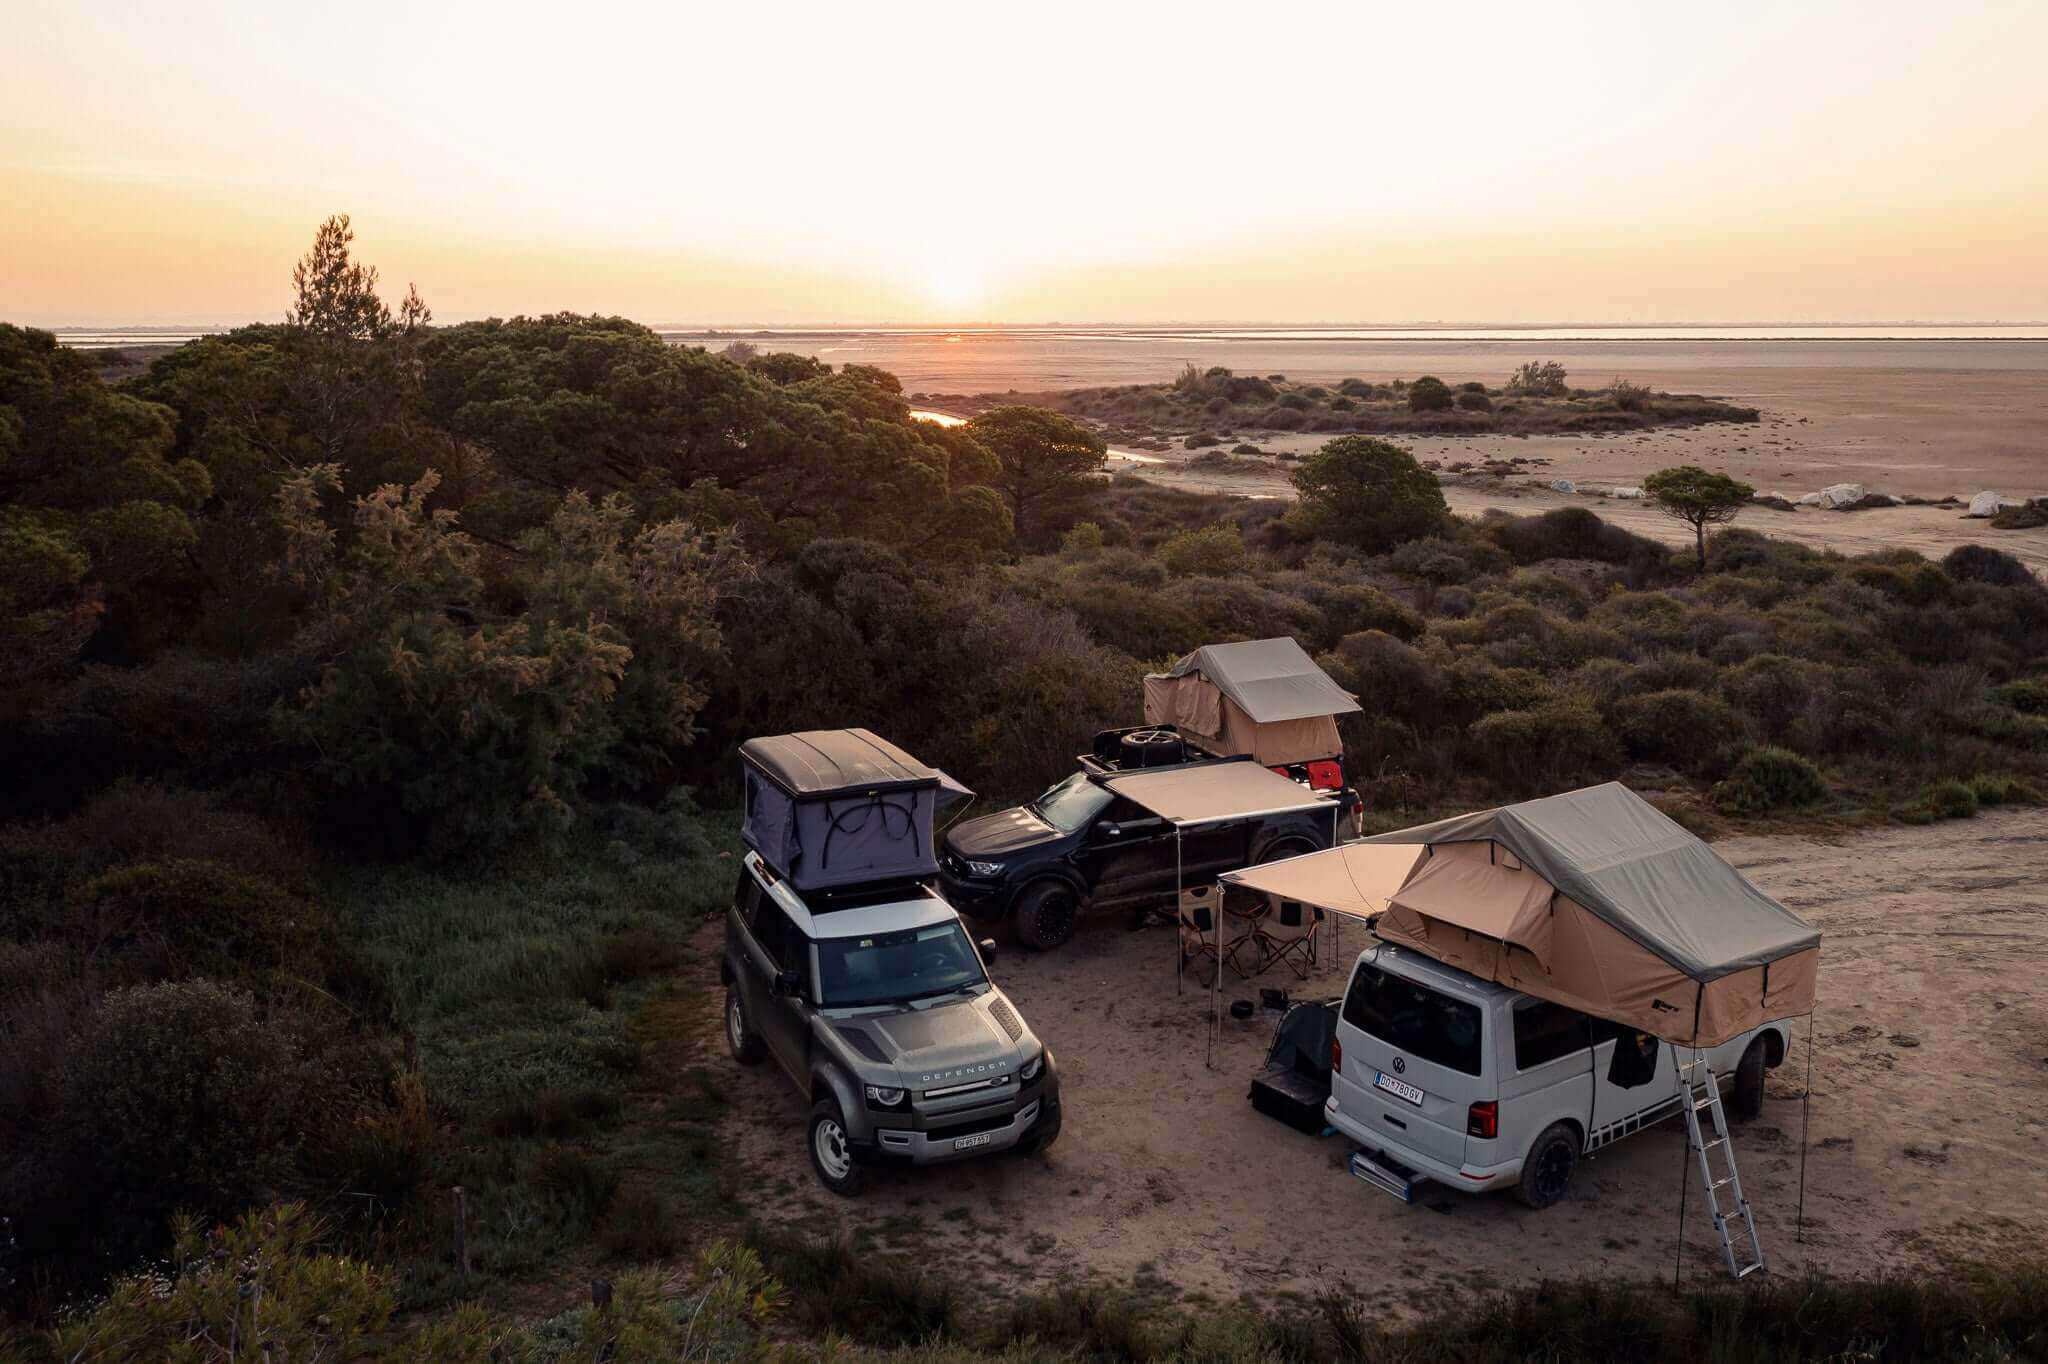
1222;782;1819;1048
1143;637;1360;766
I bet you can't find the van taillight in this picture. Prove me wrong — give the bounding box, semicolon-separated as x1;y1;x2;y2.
1331;1036;1342;1073
1467;1100;1498;1139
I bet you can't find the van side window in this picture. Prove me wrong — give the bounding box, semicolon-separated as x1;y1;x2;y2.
1513;1000;1592;1070
1341;962;1483;1076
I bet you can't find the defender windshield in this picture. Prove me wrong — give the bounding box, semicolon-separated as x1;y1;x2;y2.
1342;961;1484;1076
816;921;988;1008
1029;772;1114;834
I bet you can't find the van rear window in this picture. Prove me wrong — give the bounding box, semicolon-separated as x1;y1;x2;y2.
1341;962;1483;1076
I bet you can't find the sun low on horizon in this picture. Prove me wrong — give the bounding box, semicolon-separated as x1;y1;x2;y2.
4;0;2047;327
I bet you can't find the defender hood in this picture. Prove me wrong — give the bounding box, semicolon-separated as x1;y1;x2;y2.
831;993;1029;1086
946;806;1061;857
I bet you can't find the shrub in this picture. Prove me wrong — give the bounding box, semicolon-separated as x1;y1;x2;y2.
1486;506;1669;573
751;1231;957;1347
1990;677;2048;714
1506;360;1568;396
1969;772;2040;806
1611;689;1747;771
1157;522;1246;577
1289;436;1448;553
49;1204;394;1363
1455;390;1493;411
67;858;330;993
1183;430;1222;449
1714;747;1829;814
1469;699;1622;793
1719;653;1823;739
1989;498;2048;530
1904;779;1980;823
1943;543;2034;587
53;981;339;1257
1059;520;1105;555
1407;376;1454;412
1315;586;1425;644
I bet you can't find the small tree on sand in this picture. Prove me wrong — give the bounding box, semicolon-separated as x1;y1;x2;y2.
1289;436;1448;552
1644;464;1754;570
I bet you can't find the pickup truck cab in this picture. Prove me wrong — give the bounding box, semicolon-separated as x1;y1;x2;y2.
722;852;1060;1195
939;727;1359;950
1329;943;1788;1208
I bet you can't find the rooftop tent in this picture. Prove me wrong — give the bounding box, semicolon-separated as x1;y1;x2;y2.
1143;637;1360;766
1223;783;1819;1047
740;729;972;892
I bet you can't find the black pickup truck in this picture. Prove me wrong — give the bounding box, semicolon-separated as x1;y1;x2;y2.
937;726;1361;950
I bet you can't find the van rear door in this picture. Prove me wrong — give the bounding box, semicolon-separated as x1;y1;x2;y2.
1333;957;1488;1170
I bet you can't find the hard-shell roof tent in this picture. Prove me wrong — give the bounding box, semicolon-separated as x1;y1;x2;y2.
739;729;972;894
1223;782;1819;1047
1143;637;1361;767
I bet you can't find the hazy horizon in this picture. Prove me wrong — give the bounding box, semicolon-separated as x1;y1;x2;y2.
7;0;2047;328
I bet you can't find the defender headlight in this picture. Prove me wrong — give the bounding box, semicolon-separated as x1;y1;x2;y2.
864;1084;907;1109
1019;1051;1043;1083
965;860;1003;879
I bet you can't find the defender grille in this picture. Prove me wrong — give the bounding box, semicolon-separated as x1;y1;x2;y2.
835;1027;889;1062
926;1110;1015;1141
988;997;1024;1041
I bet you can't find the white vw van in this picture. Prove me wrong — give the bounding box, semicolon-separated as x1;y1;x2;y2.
1329;943;1790;1207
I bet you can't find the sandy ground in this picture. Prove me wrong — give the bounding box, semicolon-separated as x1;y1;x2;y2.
703;808;2048;1304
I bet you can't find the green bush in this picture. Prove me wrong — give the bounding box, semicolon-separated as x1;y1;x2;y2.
1455;390;1493;411
1470;699;1622;793
1407;376;1454;412
68;858;330;993
1943;543;2034;586
1924;778;1980;820
1059;520;1105;555
1182;430;1222;449
1289;436;1448;553
1611;689;1746;771
1156;522;1245;577
1718;653;1823;739
1315;585;1424;643
1990;677;2048;714
53;981;341;1260
1969;772;2040;806
1714;747;1829;814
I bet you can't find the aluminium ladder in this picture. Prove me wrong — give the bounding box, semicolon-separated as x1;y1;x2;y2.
1678;1051;1766;1280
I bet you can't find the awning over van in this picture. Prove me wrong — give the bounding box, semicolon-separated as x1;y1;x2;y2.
1223;783;1820;1047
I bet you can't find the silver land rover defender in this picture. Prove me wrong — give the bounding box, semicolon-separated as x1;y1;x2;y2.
722;852;1060;1194
724;729;1061;1194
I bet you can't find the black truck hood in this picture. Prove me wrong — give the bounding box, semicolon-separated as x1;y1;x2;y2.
946;805;1062;856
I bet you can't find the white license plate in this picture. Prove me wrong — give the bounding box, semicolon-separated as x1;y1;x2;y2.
952;1131;993;1151
1374;1071;1424;1106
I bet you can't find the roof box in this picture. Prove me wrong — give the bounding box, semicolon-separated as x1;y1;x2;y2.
739;729;972;892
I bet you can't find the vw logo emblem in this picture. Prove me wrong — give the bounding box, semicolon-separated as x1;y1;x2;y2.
1391;1056;1406;1074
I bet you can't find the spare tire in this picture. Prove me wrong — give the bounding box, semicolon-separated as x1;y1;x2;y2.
1120;729;1185;769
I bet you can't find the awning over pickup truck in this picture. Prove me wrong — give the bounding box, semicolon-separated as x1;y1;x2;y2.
1104;761;1338;828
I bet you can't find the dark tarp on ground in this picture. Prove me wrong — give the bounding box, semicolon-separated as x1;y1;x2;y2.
739;729;971;892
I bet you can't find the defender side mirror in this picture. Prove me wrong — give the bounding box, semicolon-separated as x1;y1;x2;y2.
771;969;803;998
979;937;998;964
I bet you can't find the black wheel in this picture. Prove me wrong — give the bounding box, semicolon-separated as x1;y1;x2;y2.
725;986;766;1065
1257;838;1317;864
1019;1104;1062;1156
807;1097;866;1196
1516;1121;1580;1209
1729;1037;1767;1121
1013;881;1080;952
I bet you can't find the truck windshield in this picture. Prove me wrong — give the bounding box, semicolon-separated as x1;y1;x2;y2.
1029;772;1114;834
815;921;988;1008
1342;961;1484;1076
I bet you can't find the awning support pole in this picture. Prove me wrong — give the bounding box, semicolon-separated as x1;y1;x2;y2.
1672;1039;1689;1291
1796;1008;1815;1248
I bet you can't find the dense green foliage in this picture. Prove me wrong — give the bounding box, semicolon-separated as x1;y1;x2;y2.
1288;436;1450;551
1645;463;1757;569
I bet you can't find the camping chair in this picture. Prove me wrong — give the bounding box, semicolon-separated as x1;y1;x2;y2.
1178;884;1224;988
1222;883;1272;977
1255;898;1323;981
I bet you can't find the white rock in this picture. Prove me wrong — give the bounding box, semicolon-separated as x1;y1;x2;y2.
1609;486;1646;499
1819;482;1867;509
1967;490;2003;517
1796;492;1824;506
1550;479;1576;494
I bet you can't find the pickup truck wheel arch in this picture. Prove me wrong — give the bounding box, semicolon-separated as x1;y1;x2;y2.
1013;879;1083;951
1255;836;1319;864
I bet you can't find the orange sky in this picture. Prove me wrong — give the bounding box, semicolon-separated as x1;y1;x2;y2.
5;0;2046;326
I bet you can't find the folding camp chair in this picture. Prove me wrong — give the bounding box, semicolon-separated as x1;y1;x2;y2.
1255;898;1323;980
1178;884;1224;988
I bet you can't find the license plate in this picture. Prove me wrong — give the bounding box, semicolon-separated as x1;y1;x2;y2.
1374;1071;1424;1106
953;1132;992;1151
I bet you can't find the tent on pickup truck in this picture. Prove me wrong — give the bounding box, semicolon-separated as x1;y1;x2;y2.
1222;782;1818;1047
740;730;972;892
1143;637;1361;767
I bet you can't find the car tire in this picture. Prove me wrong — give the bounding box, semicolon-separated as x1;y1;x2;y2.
725;986;766;1066
1019;1104;1062;1156
1013;881;1080;952
1515;1121;1580;1210
1257;838;1317;864
807;1097;866;1196
1729;1037;1767;1121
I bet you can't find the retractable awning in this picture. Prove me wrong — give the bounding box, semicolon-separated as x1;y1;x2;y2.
1103;761;1334;827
